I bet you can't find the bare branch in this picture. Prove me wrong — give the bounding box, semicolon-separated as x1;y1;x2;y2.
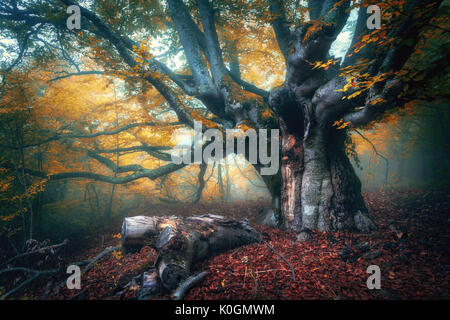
2;240;68;267
353;129;389;185
285;1;350;85
262;240;296;282
49;71;105;82
22;161;188;184
51;246;121;297
0;267;60;299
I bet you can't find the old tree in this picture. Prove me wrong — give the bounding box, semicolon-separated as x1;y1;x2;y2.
0;0;448;242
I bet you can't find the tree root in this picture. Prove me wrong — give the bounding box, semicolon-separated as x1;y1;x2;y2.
171;271;208;300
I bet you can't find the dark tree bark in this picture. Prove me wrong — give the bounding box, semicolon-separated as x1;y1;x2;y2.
193;162;208;203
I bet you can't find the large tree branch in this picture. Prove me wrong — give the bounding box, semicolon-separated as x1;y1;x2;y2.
93;140;173;163
319;0;351;29
226;68;269;99
2;240;68;267
166;0;215;93
319;0;444;127
0;2;196;96
86;150;148;174
0;122;181;150
197;0;227;82
165;0;231;119
95;145;170;153
343;4;371;67
269;0;292;61
56;2;198;127
60;0;197;96
353;129;389;185
0;9;65;28
22;162;188;184
377;0;443;74
313;76;364;124
2;1;227;125
339;0;444;126
308;0;325;20
19;140;217;184
49;71;105;82
342;79;403;126
285;0;350;86
134;141;173;162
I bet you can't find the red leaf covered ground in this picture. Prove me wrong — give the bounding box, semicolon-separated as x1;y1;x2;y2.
29;190;450;300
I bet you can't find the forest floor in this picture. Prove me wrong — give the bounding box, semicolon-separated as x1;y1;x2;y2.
18;190;450;299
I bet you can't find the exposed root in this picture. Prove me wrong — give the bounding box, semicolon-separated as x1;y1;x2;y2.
171;271;208;300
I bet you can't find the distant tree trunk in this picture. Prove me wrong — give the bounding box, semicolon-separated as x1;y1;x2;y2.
193;163;207;203
33;147;44;238
104;183;116;221
105;92;119;221
217;163;224;203
397;157;406;186
224;161;231;203
86;183;100;218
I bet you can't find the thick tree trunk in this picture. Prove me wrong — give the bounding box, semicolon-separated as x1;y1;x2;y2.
121;214;261;291
328;130;376;233
294;127;376;240
300;125;334;233
256;116;376;239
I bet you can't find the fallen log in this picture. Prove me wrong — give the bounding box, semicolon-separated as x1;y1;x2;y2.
138;269;161;300
121;214;261;293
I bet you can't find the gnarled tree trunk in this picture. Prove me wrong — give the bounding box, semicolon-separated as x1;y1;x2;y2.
261;85;377;239
265;126;377;239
